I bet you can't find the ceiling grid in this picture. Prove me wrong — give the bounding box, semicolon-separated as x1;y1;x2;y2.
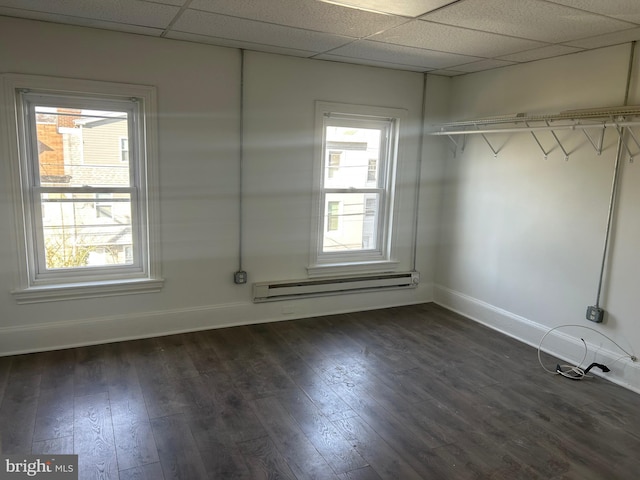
0;0;639;75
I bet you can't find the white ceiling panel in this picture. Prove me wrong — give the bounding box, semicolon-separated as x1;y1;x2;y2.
142;0;186;5
166;31;317;58
172;9;354;53
564;27;640;49
546;0;640;25
427;69;465;76
498;44;583;63
327;40;482;69
451;58;517;73
0;0;180;28
370;19;546;57
188;0;406;38
421;0;636;43
1;0;640;76
316;54;429;71
315;0;459;17
0;7;166;35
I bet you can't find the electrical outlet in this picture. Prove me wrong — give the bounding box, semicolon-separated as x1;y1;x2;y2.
586;305;604;323
234;270;247;284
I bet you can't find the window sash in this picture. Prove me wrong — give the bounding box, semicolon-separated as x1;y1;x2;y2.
315;110;396;264
18;88;148;285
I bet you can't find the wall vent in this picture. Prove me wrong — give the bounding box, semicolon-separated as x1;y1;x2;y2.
253;271;419;302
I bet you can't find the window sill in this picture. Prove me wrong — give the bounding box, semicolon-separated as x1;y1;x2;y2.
307;260;399;278
12;278;164;304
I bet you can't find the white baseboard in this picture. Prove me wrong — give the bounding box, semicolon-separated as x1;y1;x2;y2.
433;284;640;395
0;282;434;356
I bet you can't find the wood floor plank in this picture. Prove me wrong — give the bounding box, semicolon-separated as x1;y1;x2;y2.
74;345;109;397
74;392;118;480
0;374;40;453
103;341;144;401
0;357;10;413
150;414;208;480
278;388;368;474
8;353;45;379
33;383;74;442
337;466;383;480
111;392;159;471
330;382;449;478
293;372;356;422
332;415;427;480
32;436;74;455
252;395;340;480
118;462;165;480
194;370;268;443
1;303;639;479
140;370;215;419
237;435;298;480
188;412;254;480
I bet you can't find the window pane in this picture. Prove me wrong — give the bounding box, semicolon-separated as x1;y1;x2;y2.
35;107;130;187
41;193;133;269
323;193;379;252
324;126;381;188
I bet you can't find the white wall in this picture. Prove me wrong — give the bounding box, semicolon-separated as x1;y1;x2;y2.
433;44;640;392
0;17;435;354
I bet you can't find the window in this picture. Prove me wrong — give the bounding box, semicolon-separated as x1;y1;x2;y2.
120;137;129;162
327;151;341;178
367;158;377;182
95;193;113;219
309;102;404;276
2;74;162;303
326;200;341;232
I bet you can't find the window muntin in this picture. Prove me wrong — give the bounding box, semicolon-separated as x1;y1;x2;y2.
311;102;401;272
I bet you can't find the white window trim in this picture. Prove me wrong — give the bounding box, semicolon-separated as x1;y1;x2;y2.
308;101;405;278
1;73;163;303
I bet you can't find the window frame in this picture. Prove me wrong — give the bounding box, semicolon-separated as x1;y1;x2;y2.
1;74;163;303
308;101;405;277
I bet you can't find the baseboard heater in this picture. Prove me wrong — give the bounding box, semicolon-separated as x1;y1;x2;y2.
253;271;420;302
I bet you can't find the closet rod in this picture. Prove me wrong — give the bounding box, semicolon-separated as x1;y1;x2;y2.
429;121;640;136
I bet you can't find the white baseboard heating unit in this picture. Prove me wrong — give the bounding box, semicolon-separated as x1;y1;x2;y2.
253;271;420;302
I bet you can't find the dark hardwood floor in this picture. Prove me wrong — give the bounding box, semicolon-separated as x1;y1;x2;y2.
1;303;639;479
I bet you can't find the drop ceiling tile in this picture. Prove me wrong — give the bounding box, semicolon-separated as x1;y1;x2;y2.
420;0;636;43
316;54;428;71
447;58;517;73
141;0;185;6
189;0;406;38
172;9;354;52
328;40;482;69
165;31;317;58
314;0;459;17
545;0;640;24
0;0;179;28
498;44;583;62
564;26;640;49
0;7;166;35
370;19;546;57
428;69;466;76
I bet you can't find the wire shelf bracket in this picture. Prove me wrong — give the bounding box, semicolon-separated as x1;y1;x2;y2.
427;106;640;162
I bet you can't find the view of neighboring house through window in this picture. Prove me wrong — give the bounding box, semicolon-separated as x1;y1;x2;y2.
33;105;133;270
120;137;129;162
310;102;402;272
2;74;161;300
328;151;341;178
327;200;340;231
